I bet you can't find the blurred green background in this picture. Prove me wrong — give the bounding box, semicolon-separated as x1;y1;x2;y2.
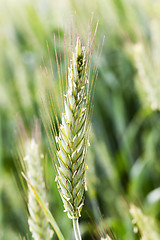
1;0;160;239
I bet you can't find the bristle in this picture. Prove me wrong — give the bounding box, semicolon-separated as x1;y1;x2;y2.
46;41;62;115
58;27;65;100
54;34;64;111
64;33;68;90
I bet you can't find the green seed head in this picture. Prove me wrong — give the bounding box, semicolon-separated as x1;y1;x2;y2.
23;138;53;240
56;37;88;219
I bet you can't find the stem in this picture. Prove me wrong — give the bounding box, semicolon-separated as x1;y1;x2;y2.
72;218;82;240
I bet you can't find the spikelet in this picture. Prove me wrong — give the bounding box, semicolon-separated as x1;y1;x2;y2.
55;37;89;219
18;122;53;240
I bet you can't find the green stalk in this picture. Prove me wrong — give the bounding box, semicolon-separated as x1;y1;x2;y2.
72;218;82;240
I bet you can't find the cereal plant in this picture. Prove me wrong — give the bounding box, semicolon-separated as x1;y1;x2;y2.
1;0;160;239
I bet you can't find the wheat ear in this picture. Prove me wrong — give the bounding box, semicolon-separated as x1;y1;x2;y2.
55;37;89;238
23;138;53;240
130;204;160;240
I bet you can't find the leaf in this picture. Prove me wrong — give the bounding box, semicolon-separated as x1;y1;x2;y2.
22;172;65;240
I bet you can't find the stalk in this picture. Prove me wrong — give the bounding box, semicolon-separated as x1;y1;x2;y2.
72;218;82;240
54;37;91;240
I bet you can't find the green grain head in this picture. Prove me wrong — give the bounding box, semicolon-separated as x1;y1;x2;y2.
55;37;89;219
17;122;53;240
24;138;53;240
